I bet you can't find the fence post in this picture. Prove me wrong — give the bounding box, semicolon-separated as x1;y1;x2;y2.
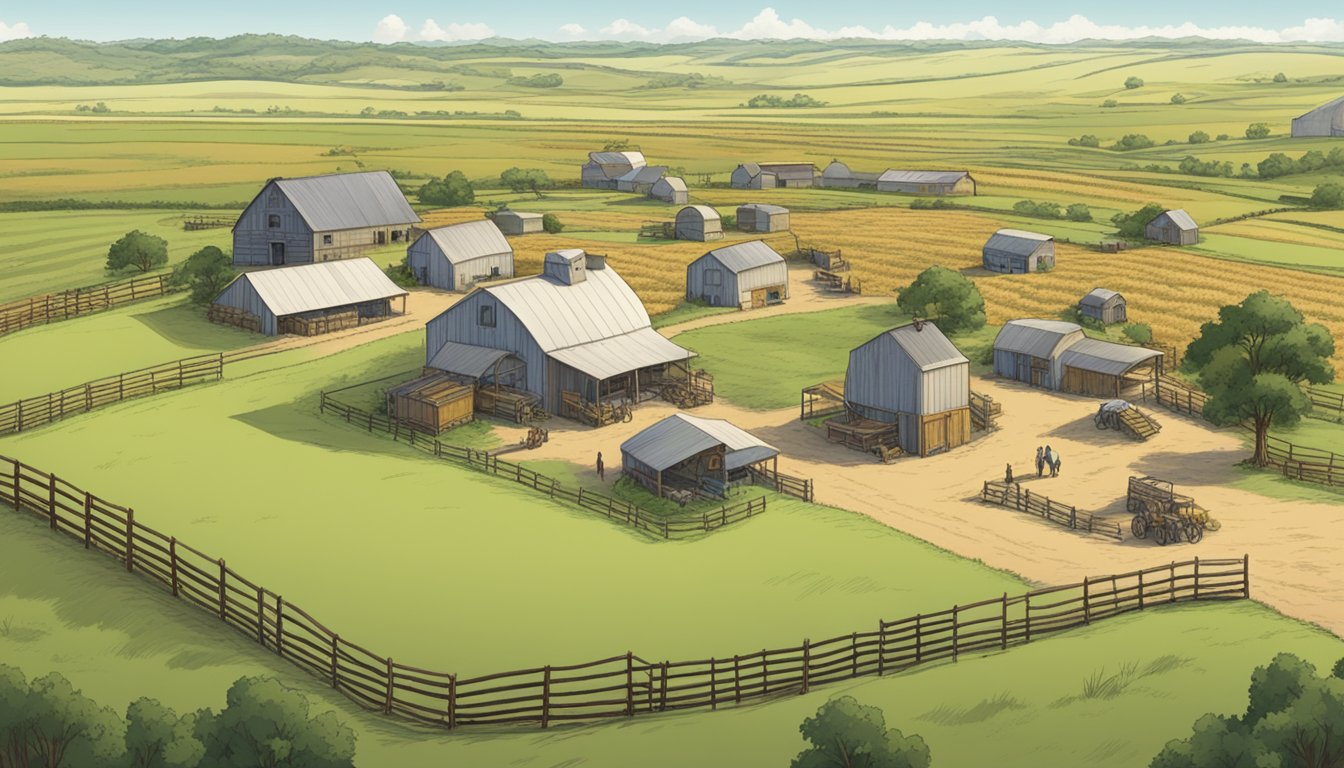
256;586;265;645
10;459;19;510
124;508;135;572
275;595;284;655
217;559;227;619
541;666;552;727
384;658;395;715
878;621;887;675
733;655;742;704
169;538;179;596
914;614;923;663
801;639;811;694
446;674;457;729
47;472;57;529
658;662;669;711
83;493;92;549
952;605;960;661
625;652;635;716
1138;568;1145;609
1243;554;1250;598
1169;561;1177;604
1001;593;1009;649
1193;557;1200;600
1024;594;1032;643
709;657;718;710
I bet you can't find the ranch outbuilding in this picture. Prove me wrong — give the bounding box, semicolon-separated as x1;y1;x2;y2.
493;210;543;235
650;176;689;204
685;240;789;310
982;229;1055;274
1079;288;1127;324
616;165;667;194
1291;96;1344;137
736;203;790;233
675;205;724;241
1145;209;1199;246
210;257;407;336
730;163;776;189
877;170;976;196
582;150;646;190
819;161;879;189
232;171;420;267
843;322;972;457
621;413;780;499
732;162;815;188
993;319;1162;396
405;220;514;291
424;250;697;422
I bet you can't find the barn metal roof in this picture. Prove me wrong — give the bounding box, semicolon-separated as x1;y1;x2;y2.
1080;288;1121;308
426;340;515;379
822;162;879;181
617;165;667;185
655;177;688;192
984;229;1053;257
495;210;543;222
702;240;785;273
1058;339;1163;377
993;319;1083;359
677;205;720;222
738;203;789;215
422;220;511;265
621;413;779;472
271;171;419;232
878;170;971;185
1153;209;1198;231
738;162;763;177
880;322;969;371
548;328;693;380
588;151;646;167
237;258;407;317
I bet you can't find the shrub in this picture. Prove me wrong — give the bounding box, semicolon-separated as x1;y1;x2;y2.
1245;122;1271;139
1122;323;1153;344
720;213;736;230
416;171;475;207
1112;203;1167;239
506;73;563;88
106;230;169;274
1311;182;1344;209
1101;99;1119;108
170;246;236;304
197;677;356;768
896;266;986;333
1066;203;1093;222
1013;200;1064;219
1124;76;1144;89
1068;134;1101;148
1188;131;1210;144
1179;156;1233;177
384;261;418;288
542;213;564;233
791;697;930;768
1111;134;1155;151
743;93;827;108
1273;72;1288;83
1170;93;1187;105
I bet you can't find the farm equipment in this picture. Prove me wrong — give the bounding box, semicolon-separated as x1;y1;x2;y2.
1095;400;1161;440
492;426;550;456
1127;476;1219;545
561;391;633;427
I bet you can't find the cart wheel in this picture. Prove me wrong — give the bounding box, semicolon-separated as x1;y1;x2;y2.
622;408;634;424
1154;525;1169;546
1127;498;1140;513
1185;523;1204;544
1131;515;1148;539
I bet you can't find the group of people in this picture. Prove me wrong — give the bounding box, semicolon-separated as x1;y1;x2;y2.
1004;445;1064;485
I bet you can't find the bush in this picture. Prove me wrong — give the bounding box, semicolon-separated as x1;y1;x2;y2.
743;93;827;108
1124;76;1144;89
416;171;474;207
1068;134;1101;148
1112;203;1167;239
1170;93;1187;105
170;246;236;304
1188;131;1210;144
1245;122;1271;139
1123;323;1153;344
384;261;418;288
1217;134;1230;141
1066;203;1093;222
542;213;564;233
1013;200;1064;219
1178;156;1233;177
1257;147;1344;179
1101;99;1119;108
106;230;169;274
1311;182;1344;209
791;697;930;768
1111;134;1155;151
896;266;986;333
720;213;736;230
506;73;563;88
1273;72;1288;83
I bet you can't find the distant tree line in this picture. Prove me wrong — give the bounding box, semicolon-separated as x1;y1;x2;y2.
743;93;827;108
507;73;564;88
639;73;728;89
1013;200;1092;221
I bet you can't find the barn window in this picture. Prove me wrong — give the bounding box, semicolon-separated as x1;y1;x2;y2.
490;266;501;277
267;191;282;208
268;214;281;229
705;268;722;286
478;304;496;328
322;234;333;245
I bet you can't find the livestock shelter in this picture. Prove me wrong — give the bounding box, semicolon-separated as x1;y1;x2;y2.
732;162;814;188
405;220;514;291
982;229;1055;274
423;250;697;421
819;161;879;189
493;210;543;235
736;203;790;233
387;373;474;434
1292;96;1344;137
582;151;646;190
650;177;689;204
232;171;420;266
1145;209;1199;246
615;165;666;194
211;258;408;336
992;319;1086;390
685;240;789;310
675;205;724;242
843;322;972;457
1079;288;1127;325
730;163;776;189
621;413;779;499
877;170;976;196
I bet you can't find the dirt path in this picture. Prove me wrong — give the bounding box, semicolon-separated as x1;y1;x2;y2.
658;265;885;336
500;377;1344;637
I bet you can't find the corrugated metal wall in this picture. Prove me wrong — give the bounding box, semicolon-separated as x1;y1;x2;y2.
685;254;733;307
426;293;551;407
408;241;514;291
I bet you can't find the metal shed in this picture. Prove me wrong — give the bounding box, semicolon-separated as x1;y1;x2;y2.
1058;339;1163;397
730;163;776;189
211;257;408;336
757;163;816;188
819;161;879;189
650;177;689;204
877;170;976;196
982;229;1055;274
620;413;779;499
675;205;724;242
424;251;696;419
582;151;646;190
685;240;789;310
1079;288;1127;324
844;322;972;456
405;220;514;291
1145;210;1199;246
1291;96;1344;137
736;203;790;233
494;210;544;235
616;165;667;194
232;171;420;266
992;319;1085;389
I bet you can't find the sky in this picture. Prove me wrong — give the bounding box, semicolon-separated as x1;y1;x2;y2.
3;2;1344;45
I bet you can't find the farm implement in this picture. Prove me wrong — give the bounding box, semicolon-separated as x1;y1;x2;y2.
1127;476;1219;545
1095;400;1161;440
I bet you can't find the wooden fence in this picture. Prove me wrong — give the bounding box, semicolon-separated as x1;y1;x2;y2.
0;274;173;337
0;353;225;436
1149;375;1207;417
318;393;770;538
748;465;815;503
1264;435;1344;487
0;456;1249;731
980;480;1124;541
800;381;846;421
1305;386;1344;422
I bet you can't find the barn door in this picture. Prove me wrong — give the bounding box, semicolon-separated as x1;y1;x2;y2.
751;288;767;309
922;414;949;456
269;242;285;266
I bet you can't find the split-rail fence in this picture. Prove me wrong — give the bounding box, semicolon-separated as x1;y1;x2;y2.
980;480;1125;540
0;274;173;337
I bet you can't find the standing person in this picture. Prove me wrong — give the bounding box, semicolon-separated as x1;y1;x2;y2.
1052;449;1062;478
1044;445;1055;478
596;451;605;481
1005;463;1014;484
1035;446;1045;478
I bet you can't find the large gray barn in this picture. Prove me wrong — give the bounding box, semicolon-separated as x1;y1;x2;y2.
494;210;543;235
993;319;1162;396
736;203;790;233
1079;288;1126;325
982;229;1055;274
819;161;879;189
993;320;1085;390
1145;209;1199;245
211;257;407;336
877;170;976;196
1292;96;1344;137
405;220;514;291
732;162;814;188
650;176;689;204
675;205;724;241
844;322;972;456
582;151;646;190
685;240;789;310
424;250;695;415
231;171;420;267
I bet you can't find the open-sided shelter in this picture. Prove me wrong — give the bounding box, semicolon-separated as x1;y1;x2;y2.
621;413;779;499
994;319;1162;396
685;240;789;310
211;257;407;336
405;220;514;291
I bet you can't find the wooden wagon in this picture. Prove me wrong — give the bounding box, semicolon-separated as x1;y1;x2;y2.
1126;476;1217;545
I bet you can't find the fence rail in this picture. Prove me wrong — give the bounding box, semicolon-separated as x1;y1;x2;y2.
1305;386;1344;422
0;274;173;337
0;453;1249;732
980;480;1124;541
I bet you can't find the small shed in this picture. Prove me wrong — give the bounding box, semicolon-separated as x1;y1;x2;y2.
731;163;776;189
1079;288;1127;325
494;210;543;235
650;176;689;204
211;258;407;336
992;319;1086;389
982;229;1055;274
387;373;474;434
675;205;724;242
406;220;514;291
620;413;779;499
844;322;972;456
1145;210;1199;246
686;240;789;310
736;203;790;233
616;165;667;194
757;163;815;188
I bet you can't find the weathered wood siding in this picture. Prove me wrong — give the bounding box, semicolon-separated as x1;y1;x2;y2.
425;292;552;408
232;185;315;266
1080;297;1127;324
213;277;280;335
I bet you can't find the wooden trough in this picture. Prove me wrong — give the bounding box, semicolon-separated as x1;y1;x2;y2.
387;374;474;434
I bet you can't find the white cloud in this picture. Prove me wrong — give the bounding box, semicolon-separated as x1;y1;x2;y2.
728;8;826;39
597;16;717;42
419;18;494;42
373;14;408;43
599;19;653;39
0;19;34;41
559;23;586;37
664;16;718;40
